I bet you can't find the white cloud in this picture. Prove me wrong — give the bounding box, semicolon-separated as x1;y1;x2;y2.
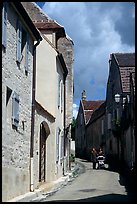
73;103;79;119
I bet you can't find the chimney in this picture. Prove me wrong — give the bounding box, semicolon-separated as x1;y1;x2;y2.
81;90;86;100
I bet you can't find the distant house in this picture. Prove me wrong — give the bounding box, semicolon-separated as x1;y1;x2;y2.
2;2;42;201
105;53;135;169
75;90;104;159
86;101;106;160
22;2;74;188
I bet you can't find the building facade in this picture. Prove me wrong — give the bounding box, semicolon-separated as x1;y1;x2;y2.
86;101;106;160
105;53;135;170
2;2;42;201
75;91;104;159
22;2;73;188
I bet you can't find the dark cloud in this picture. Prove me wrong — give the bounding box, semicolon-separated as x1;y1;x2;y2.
114;3;135;46
40;2;135;109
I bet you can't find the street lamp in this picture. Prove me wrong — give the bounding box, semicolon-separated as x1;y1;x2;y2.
114;93;120;123
114;93;120;103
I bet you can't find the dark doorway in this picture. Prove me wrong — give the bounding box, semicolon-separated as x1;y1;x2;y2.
39;122;47;182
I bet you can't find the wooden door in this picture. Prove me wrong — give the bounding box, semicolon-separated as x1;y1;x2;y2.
39;123;46;182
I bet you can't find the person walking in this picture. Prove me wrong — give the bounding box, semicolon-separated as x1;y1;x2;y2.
91;147;97;169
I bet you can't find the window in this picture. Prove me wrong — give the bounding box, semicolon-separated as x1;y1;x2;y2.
12;91;19;128
6;87;12;106
25;34;29;74
16;20;29;73
16;21;22;63
58;76;61;108
61;82;63;112
107;113;111;130
60;131;64;159
56;128;60;162
101;119;104;135
2;2;7;48
80;113;83;125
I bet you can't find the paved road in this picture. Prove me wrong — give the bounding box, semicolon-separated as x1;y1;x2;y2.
34;158;135;202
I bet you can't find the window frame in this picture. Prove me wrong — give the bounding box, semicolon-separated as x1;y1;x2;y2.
12;91;19;128
2;2;7;48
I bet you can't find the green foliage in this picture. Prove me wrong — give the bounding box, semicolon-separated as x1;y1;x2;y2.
69;153;75;162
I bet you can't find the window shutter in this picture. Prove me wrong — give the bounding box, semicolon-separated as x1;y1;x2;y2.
60;131;64;159
2;2;7;48
101;119;104;135
58;77;61;108
16;20;22;63
80;113;83;125
107;113;111;129
56;128;59;162
12;92;19;127
25;34;29;73
61;82;63;111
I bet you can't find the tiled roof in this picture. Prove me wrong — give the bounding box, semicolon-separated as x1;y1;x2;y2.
84;110;93;124
88;101;106;126
21;2;50;22
114;53;135;67
119;66;135;92
21;2;65;36
113;53;135;93
81;100;105;124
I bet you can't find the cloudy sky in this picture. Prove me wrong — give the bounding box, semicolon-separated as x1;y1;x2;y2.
36;2;135;118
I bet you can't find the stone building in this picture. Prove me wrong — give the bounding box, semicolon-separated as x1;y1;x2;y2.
2;2;42;201
21;2;74;188
86;101;106;160
105;53;135;169
75;90;104;159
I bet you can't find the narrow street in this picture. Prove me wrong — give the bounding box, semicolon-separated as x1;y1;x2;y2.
33;158;135;202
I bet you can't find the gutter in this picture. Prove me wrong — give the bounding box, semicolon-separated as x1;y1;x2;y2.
30;38;42;192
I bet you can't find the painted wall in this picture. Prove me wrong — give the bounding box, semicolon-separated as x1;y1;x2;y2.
34;34;65;185
36;36;58;117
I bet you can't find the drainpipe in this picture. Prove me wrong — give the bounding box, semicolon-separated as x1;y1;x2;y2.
63;73;66;175
30;39;41;192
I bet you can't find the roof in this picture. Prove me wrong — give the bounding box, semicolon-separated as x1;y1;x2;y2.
81;100;105;124
114;53;135;67
11;2;42;42
113;53;135;93
21;2;66;37
87;101;106;126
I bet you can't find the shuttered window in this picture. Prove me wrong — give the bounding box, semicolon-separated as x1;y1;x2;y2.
107;113;111;130
58;77;61;108
61;82;63;112
80;113;83;125
25;34;29;73
101;119;104;135
60;131;64;159
56;128;60;162
2;2;7;48
16;20;22;63
12;92;19;128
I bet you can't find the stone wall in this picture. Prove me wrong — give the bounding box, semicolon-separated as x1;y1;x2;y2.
2;3;34;201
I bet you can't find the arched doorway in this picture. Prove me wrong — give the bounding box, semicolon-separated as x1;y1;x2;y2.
39;122;50;182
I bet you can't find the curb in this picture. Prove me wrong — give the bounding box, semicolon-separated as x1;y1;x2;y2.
7;163;80;202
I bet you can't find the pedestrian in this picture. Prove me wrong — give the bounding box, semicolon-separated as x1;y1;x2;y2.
91;147;97;169
97;147;105;169
98;147;104;156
